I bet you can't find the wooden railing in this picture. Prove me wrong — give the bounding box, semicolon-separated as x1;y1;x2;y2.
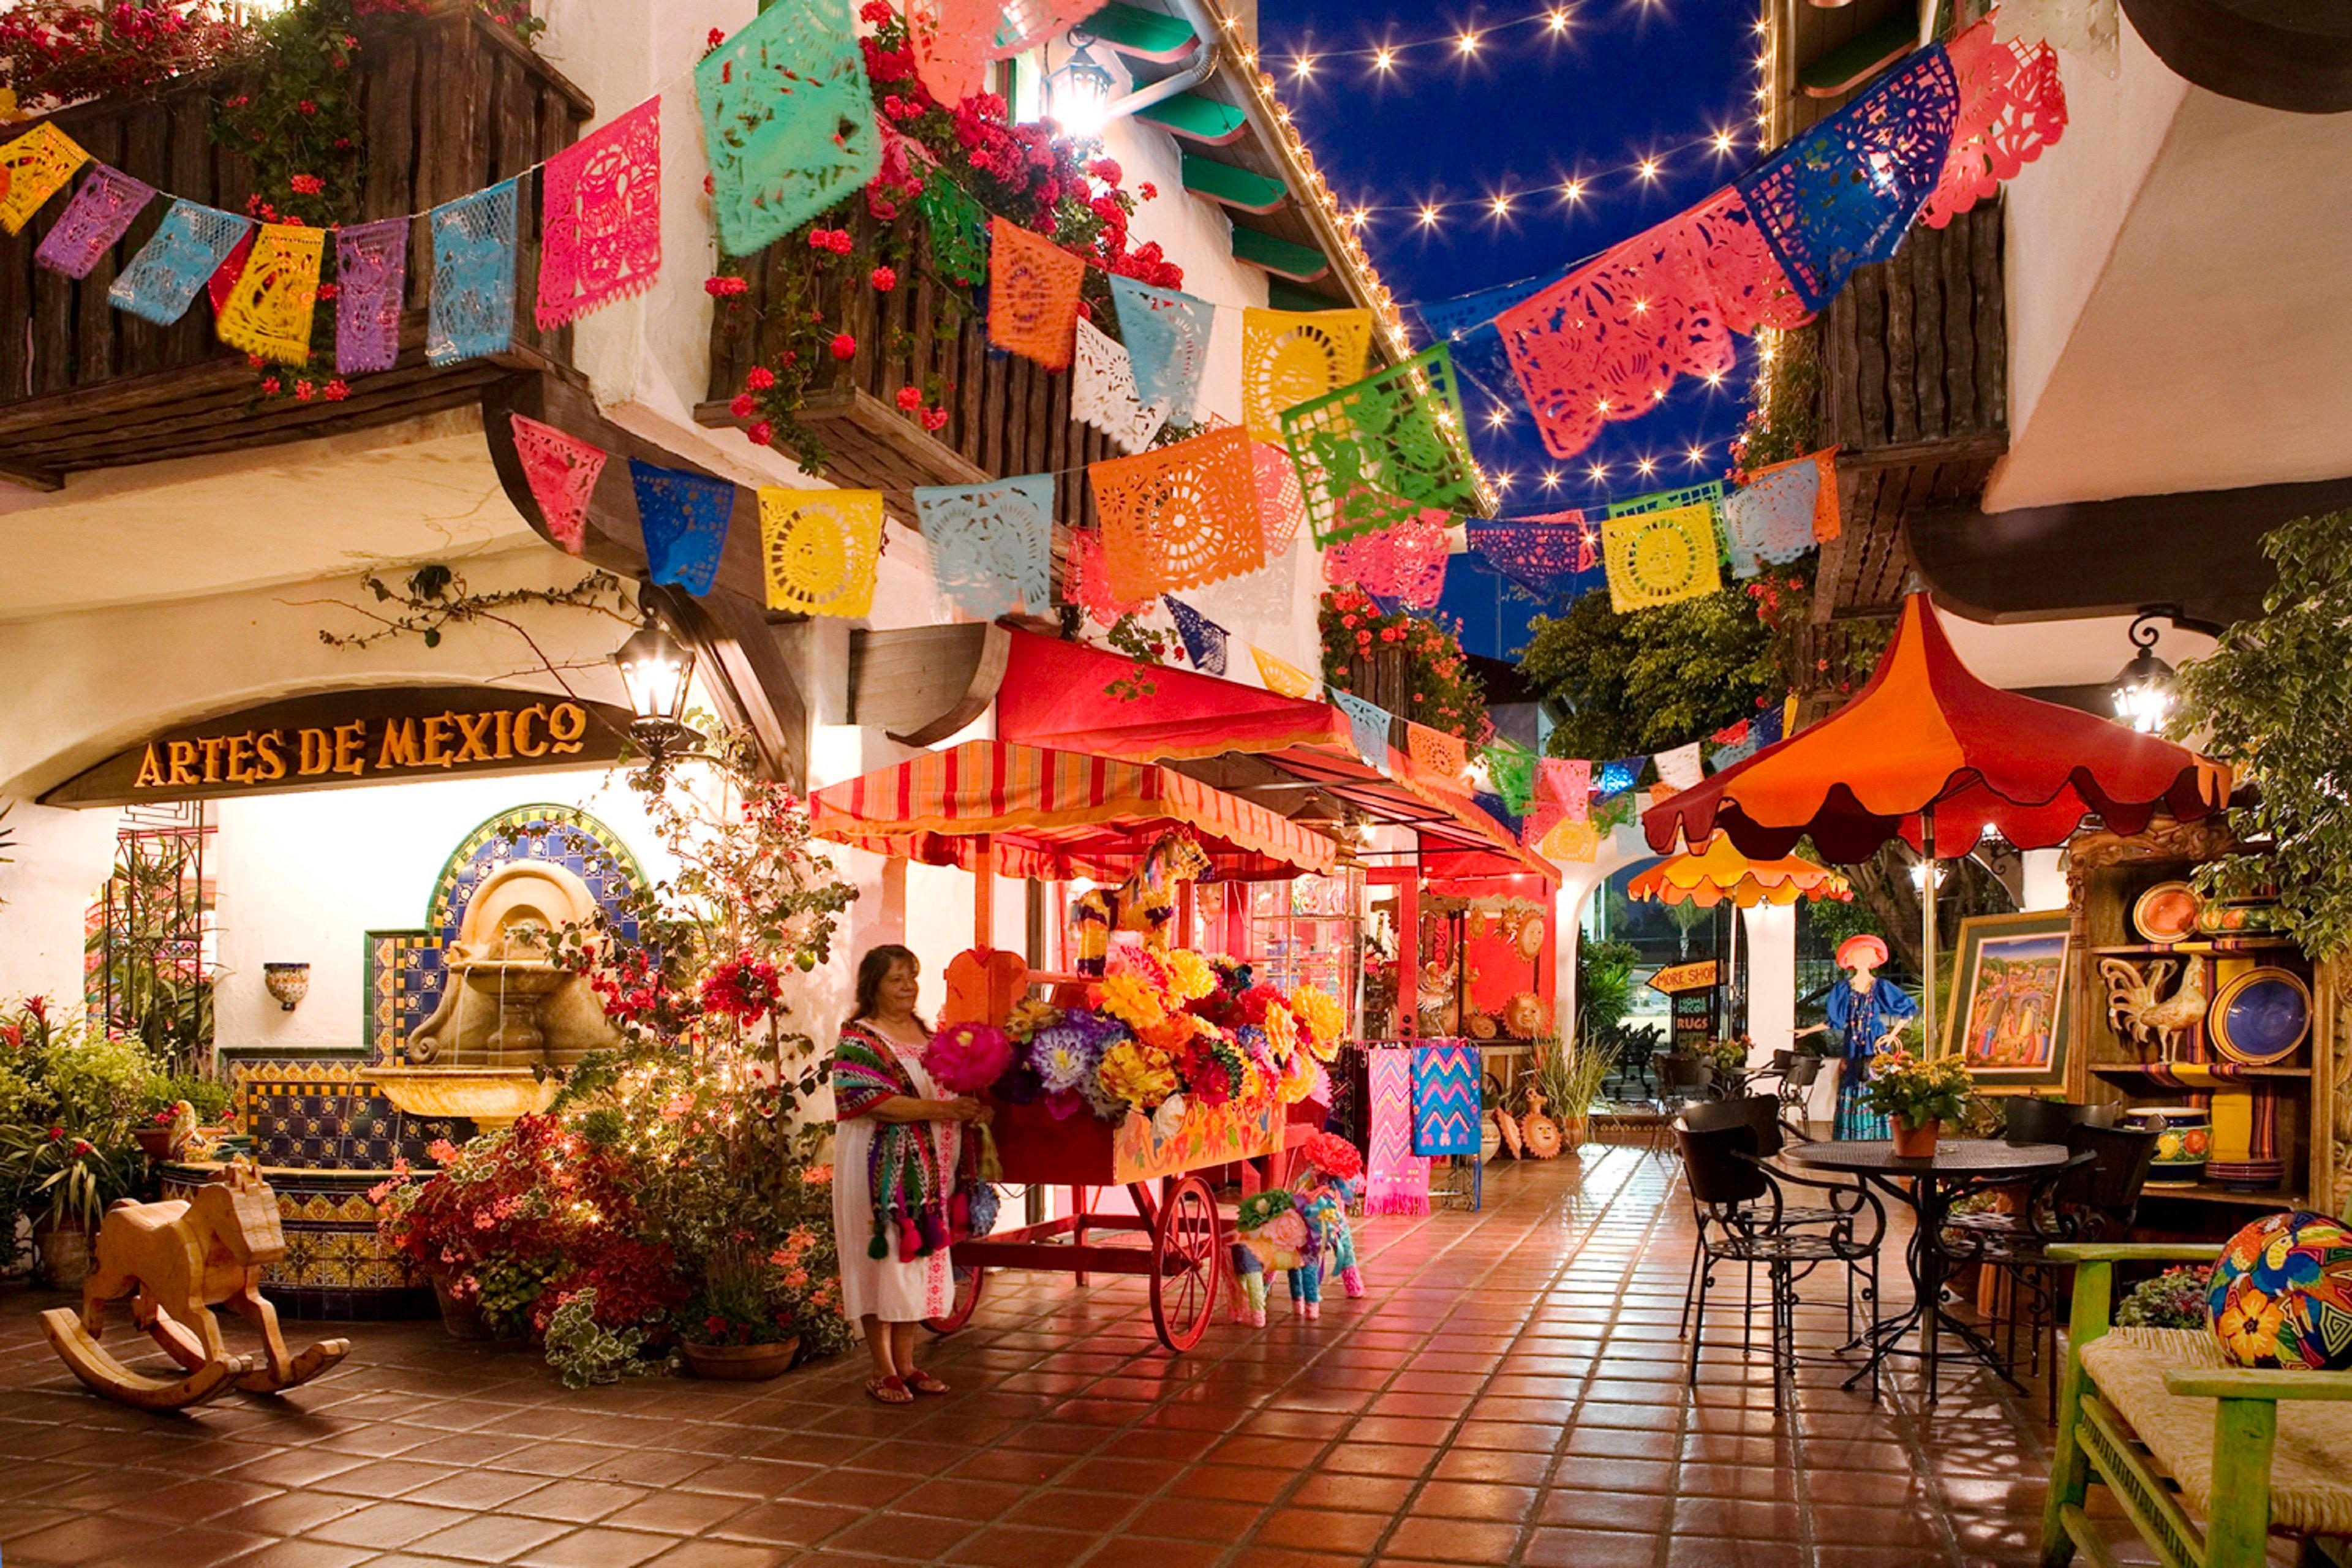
0;6;589;487
1819;202;2007;459
1814;201;2010;616
703;203;1121;533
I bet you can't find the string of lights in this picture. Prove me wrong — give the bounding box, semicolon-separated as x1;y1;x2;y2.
1242;3;1772;72
1329;118;1761;232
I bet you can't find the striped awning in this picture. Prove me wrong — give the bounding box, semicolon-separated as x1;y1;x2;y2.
809;741;1339;883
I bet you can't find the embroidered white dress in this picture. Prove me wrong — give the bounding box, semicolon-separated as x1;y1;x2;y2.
831;1023;962;1323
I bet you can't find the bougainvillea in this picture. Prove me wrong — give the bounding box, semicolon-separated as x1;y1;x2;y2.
719;1;1180;474
1318;588;1489;743
0;2;256;112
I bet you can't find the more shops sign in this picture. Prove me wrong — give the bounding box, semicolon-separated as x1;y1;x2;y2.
42;687;633;807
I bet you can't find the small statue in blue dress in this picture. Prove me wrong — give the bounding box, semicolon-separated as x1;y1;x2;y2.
1795;934;1920;1139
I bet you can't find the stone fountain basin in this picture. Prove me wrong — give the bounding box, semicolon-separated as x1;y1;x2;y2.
454;959;569;997
365;1066;557;1128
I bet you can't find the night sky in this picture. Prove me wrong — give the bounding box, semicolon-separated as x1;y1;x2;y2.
1260;0;1766;512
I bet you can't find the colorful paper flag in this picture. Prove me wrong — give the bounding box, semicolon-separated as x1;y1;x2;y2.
1603;501;1724;612
1253;646;1317;700
108;201;248;326
630;459;734;595
33;163;152;279
761;487;884;619
334;217;407;375
1163;596;1229;676
1241;307;1372;443
1072;319;1169;454
510;415;608;555
987;217;1084;370
1332;690;1392;771
1110;276;1212;422
0;124;88;235
915;473;1054;619
1088;426;1268;602
215;223;325;366
536;97;661;330
428;179;518;365
1651;742;1703;802
1282;345;1480;548
696;0;881;257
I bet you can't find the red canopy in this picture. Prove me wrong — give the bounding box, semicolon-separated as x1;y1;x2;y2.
810;741;1336;882
995;630;1555;884
1644;594;2233;862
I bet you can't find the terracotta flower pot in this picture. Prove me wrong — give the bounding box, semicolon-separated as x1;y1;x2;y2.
135;1125;184;1161
32;1223;93;1290
432;1275;501;1341
1891;1119;1941;1159
681;1336;801;1381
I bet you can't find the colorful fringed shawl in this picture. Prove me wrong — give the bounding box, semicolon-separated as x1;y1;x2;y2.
832;1020;954;1261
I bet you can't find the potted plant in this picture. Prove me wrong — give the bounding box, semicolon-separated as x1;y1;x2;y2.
677;1246;806;1381
0;999;157;1287
1860;1047;1975;1157
1528;1033;1618;1155
134;1070;230;1160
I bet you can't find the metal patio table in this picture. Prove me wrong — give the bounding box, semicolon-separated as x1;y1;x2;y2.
1787;1138;2070;1404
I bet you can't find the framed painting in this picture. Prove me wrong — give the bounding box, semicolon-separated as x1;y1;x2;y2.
1943;910;2074;1093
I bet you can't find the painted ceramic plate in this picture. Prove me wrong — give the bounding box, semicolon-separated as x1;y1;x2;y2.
2209;968;2313;1067
2132;881;2203;946
1521;1112;1562;1159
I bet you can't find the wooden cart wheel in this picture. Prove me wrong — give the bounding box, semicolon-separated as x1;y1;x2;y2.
1148;1175;1221;1352
924;1265;986;1336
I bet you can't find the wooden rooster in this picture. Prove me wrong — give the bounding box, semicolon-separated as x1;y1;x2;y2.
2098;956;2207;1057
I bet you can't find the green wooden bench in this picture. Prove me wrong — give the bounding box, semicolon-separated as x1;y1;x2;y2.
2045;1243;2352;1568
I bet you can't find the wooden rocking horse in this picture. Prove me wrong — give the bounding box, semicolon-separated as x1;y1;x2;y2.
40;1161;350;1411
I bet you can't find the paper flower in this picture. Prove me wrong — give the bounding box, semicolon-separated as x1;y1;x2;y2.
1275;1047;1319;1105
1005;997;1063;1042
1289;986;1346;1061
1165;949;1216;1002
924;1022;1012;1094
1299;1131;1363;1182
1095;971;1167;1032
1098;1040;1178;1112
1152;1093;1189;1140
1263;1001;1299;1064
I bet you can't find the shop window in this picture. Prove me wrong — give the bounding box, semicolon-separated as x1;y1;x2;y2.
85;802;217;1078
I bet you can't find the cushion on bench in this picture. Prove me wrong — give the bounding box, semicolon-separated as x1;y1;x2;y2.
2080;1327;2352;1539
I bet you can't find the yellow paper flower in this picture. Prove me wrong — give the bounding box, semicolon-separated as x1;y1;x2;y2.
1095;972;1167;1032
1166;949;1217;1002
1005;997;1064;1043
1289;986;1345;1061
1275;1047;1319;1105
1264;1001;1299;1063
1099;1040;1178;1111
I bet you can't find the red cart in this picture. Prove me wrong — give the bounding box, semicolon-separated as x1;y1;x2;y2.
808;740;1343;1354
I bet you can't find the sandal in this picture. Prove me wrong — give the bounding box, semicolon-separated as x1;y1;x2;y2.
865;1374;914;1405
903;1370;950;1396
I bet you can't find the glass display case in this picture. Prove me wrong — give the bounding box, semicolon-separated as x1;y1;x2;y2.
1198;869;1366;1035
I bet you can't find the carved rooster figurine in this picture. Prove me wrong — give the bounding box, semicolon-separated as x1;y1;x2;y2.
2098;957;2208;1057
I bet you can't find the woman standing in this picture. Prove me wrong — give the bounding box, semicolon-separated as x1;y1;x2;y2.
1795;934;1919;1139
829;944;988;1405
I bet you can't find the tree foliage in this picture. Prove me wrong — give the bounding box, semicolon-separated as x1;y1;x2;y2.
1520;587;1774;760
2172;510;2352;958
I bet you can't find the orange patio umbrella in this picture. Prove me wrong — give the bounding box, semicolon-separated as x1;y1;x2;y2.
1626;834;1852;908
1642;593;2232;1048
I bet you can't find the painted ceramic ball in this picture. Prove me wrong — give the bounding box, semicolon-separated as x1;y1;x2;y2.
2205;1210;2352;1371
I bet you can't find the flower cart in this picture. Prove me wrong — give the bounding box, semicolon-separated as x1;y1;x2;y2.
809;741;1346;1352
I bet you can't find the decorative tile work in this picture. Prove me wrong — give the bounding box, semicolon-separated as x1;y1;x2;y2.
162;1164;427;1318
426;804;646;950
364;929;444;1060
231;1059;471;1169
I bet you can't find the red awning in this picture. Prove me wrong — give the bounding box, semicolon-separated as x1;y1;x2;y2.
810;740;1337;882
995;630;1557;885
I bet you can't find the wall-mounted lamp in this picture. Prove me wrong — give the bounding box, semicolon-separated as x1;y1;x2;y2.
263;962;310;1012
2108;609;2179;736
612;614;709;776
1046;35;1118;138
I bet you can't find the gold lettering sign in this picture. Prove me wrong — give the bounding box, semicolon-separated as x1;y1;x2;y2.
42;688;636;809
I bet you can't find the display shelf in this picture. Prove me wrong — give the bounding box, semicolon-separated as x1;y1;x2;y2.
2090;1062;2311;1080
2090;939;2298;958
2140;1184;2309;1209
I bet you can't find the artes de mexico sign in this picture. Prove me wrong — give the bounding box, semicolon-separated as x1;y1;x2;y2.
42;687;633;807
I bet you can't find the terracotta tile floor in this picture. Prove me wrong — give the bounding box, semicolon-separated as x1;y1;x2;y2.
0;1150;2188;1568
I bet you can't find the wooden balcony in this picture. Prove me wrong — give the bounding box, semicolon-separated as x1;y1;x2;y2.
700;205;1123;534
1815;201;2010;618
0;7;590;490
